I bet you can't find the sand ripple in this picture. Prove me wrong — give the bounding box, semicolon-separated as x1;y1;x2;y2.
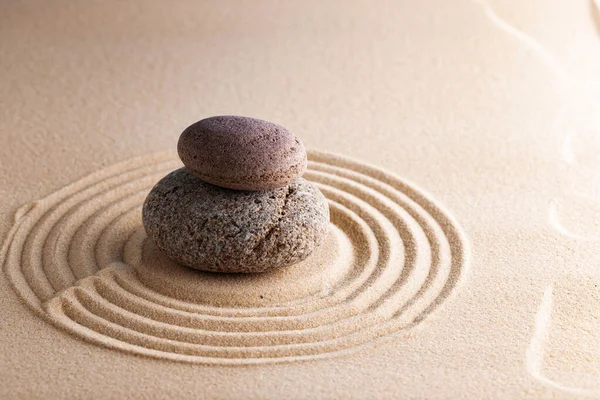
1;151;468;364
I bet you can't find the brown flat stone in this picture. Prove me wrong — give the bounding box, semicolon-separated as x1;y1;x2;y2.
177;116;307;190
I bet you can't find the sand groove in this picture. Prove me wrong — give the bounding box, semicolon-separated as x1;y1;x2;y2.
2;151;468;364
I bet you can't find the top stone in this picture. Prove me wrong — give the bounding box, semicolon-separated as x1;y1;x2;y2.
177;116;307;191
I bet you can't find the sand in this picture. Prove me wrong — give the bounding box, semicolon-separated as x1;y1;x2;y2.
2;0;600;398
2;150;467;363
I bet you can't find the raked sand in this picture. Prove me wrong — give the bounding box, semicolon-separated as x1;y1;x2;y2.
2;0;600;398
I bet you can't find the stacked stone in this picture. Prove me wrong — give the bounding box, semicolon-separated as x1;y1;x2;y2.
142;116;330;273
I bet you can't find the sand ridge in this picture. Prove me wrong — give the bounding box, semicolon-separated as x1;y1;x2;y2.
2;150;469;364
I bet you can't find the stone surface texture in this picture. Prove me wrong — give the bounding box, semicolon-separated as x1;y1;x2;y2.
178;116;307;191
142;168;330;273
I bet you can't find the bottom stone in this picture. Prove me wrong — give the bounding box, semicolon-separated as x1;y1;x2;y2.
142;168;330;273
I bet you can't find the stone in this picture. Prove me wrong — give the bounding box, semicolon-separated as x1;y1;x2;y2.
142;168;330;273
177;115;307;191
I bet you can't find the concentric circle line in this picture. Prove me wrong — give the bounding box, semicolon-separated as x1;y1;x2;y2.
90;266;406;335
96;205;144;269
130;195;383;314
121;191;387;317
2;150;469;364
63;275;414;347
3;154;179;309
42;166;177;285
53;279;442;360
48;184;156;292
11;159;180;303
308;159;467;316
311;173;433;313
66;186;154;281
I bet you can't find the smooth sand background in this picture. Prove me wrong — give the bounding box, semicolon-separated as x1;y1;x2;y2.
2;0;600;398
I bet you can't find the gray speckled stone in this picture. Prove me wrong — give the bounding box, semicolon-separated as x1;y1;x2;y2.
142;168;330;273
177;115;307;191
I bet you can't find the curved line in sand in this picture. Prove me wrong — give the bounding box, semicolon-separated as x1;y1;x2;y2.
548;199;600;241
473;0;600;94
526;285;596;396
2;150;469;364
